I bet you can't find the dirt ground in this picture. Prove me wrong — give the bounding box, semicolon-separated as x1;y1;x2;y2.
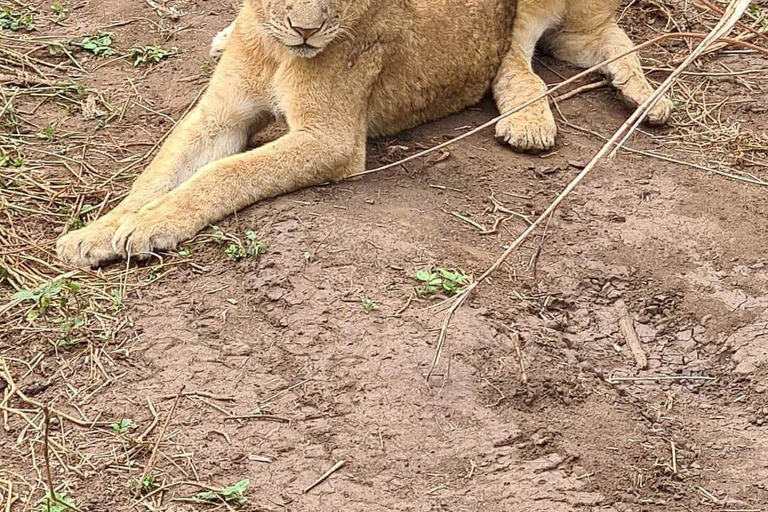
1;0;768;511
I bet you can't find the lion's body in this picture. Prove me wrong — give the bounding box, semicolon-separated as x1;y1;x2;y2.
233;0;515;137
356;0;515;136
57;0;672;267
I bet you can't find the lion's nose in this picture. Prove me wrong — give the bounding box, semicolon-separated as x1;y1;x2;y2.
287;18;322;40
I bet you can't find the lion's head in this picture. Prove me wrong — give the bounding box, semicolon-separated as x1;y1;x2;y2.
249;0;356;58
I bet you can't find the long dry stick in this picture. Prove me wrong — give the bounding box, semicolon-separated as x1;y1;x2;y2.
424;0;753;380
42;406;55;505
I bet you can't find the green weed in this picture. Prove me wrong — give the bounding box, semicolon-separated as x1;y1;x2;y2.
0;153;23;167
144;266;162;283
109;288;123;310
139;474;159;493
196;479;249;504
111;418;132;435
415;268;471;297
50;2;68;20
225;231;267;261
0;9;35;31
66;217;85;231
13;279;81;323
36;125;57;141
225;243;246;260
128;44;179;66
57;82;88;101
362;298;379;314
212;226;226;244
73;32;115;56
1;102;20;131
59;313;86;335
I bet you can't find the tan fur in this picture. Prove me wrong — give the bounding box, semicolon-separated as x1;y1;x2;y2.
57;0;671;267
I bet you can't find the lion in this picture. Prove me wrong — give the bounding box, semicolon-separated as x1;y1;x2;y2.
57;0;672;267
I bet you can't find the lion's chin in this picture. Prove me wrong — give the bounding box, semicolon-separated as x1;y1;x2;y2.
287;43;324;58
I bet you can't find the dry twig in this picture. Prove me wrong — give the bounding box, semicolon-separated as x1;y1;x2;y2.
615;300;648;370
304;460;346;494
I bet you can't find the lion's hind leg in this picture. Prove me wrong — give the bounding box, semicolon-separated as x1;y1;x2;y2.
542;3;673;125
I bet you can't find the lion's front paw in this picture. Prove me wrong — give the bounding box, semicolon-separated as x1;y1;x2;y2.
57;220;125;268
111;206;193;259
617;83;674;126
644;96;673;126
495;105;557;153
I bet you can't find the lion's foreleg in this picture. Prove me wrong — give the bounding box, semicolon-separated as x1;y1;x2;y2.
492;1;560;153
57;43;271;267
110;129;365;258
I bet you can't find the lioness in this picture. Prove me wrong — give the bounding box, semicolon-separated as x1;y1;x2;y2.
57;0;672;267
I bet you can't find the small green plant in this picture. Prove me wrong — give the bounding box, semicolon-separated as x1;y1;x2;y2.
61;204;86;230
136;474;159;493
1;103;20;131
36;125;57;141
67;216;85;230
144;266;162;283
178;247;191;257
13;280;81;323
362;298;379;314
50;2;68;20
0;9;35;31
415;268;471;297
59;313;86;335
225;231;267;261
40;492;75;512
110;288;123;310
141;474;159;490
225;243;246;260
57;82;88;101
73;32;115;56
196;479;249;504
212;226;226;244
0;153;23;167
111;418;132;435
129;44;179;66
245;231;267;258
